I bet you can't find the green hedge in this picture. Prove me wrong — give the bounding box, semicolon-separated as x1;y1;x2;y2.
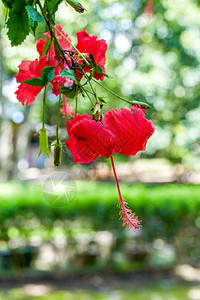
0;181;200;241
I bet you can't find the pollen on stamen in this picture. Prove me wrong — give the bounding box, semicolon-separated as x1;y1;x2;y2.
117;199;141;231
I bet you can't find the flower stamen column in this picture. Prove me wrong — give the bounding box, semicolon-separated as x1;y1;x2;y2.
110;156;141;231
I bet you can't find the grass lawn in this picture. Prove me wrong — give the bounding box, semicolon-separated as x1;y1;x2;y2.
0;283;198;300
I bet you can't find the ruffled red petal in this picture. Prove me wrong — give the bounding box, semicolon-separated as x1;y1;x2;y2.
104;106;155;156
15;56;58;105
15;84;43;106
15;57;47;105
66;114;91;139
76;30;107;81
65;115;116;163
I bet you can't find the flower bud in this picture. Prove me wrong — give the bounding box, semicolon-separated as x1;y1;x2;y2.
65;0;85;13
38;128;50;158
53;142;62;167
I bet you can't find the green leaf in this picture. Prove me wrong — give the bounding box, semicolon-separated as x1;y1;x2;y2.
58;69;77;81
41;38;52;57
25;6;45;34
2;0;15;9
21;66;55;87
44;0;62;20
41;66;55;85
21;78;44;87
7;0;30;46
94;65;113;78
25;6;45;24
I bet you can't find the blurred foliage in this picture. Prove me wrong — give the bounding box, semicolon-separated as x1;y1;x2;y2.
0;181;200;268
0;283;197;300
1;0;200;169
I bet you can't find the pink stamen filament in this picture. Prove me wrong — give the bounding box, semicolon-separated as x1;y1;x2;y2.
110;156;141;231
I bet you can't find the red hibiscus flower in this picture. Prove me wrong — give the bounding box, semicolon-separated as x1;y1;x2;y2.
37;26;107;82
65;105;154;231
75;30;107;81
15;56;55;105
65;114;117;163
66;105;154;162
15;55;74;105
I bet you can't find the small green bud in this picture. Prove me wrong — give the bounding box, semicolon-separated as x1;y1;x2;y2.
53;142;62;167
65;0;85;13
38;128;50;158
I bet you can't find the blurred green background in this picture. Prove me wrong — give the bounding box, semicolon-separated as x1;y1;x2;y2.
0;0;200;299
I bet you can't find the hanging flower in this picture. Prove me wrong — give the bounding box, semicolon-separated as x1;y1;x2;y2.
65;114;117;163
15;55;74;105
65;105;155;231
75;30;107;81
66;105;154;161
37;26;107;84
15;56;55;105
60;94;75;119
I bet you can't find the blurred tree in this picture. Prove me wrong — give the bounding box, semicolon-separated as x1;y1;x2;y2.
1;0;200;176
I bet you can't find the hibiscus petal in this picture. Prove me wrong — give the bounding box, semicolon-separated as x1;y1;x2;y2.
15;58;47;105
71;118;116;159
65;116;117;163
65;135;99;164
104;106;155;156
76;30;107;81
15;84;43;105
36;38;46;57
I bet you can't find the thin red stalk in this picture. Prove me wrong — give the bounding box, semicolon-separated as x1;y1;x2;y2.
110;156;123;203
110;156;141;231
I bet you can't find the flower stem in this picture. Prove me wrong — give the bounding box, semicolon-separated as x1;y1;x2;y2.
36;0;70;69
110;156;141;231
92;78;148;106
110;156;123;202
80;85;95;105
56;74;63;143
92;78;131;104
42;85;47;129
75;96;78;117
65;52;96;101
52;25;89;65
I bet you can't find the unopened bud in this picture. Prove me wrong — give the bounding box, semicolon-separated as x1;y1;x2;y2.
74;5;85;13
65;0;85;13
38;128;50;158
53;142;62;167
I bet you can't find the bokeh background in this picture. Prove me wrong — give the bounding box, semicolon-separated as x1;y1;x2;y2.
0;0;200;299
